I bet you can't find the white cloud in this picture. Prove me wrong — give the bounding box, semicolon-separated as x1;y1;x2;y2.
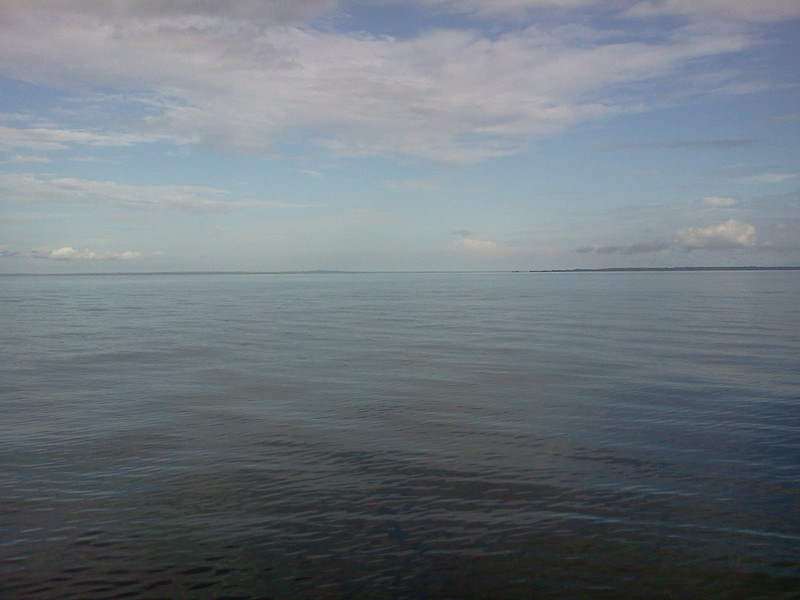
0;173;318;211
0;1;766;163
674;219;756;250
701;195;737;207
0;123;154;152
25;246;142;261
573;190;799;259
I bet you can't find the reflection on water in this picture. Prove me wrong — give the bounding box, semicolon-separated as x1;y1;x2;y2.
2;272;799;598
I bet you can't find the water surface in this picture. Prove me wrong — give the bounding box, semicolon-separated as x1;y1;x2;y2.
2;272;799;598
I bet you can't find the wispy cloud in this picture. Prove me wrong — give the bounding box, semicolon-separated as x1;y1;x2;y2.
0;174;320;211
738;173;797;184
1;246;143;261
0;123;155;152
293;168;323;179
701;195;737;207
414;0;800;23
710;164;798;183
0;1;774;163
385;179;440;192
452;237;520;258
575;240;671;255
407;0;602;19
4;154;51;164
599;139;757;150
623;0;800;22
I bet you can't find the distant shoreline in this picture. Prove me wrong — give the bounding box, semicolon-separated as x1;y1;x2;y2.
2;266;800;277
523;266;800;273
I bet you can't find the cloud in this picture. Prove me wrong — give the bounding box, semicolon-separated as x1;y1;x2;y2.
385;179;440;191
294;168;323;178
574;188;798;259
415;0;800;23
622;240;673;254
674;219;756;250
409;0;599;19
738;173;797;184
4;154;52;164
0;173;318;211
576;240;671;255
0;246;143;261
710;164;799;183
0;1;771;163
576;217;762;255
600;139;757;150
0;123;154;152
38;0;339;25
625;0;800;23
452;237;520;257
701;195;737;207
46;247;141;261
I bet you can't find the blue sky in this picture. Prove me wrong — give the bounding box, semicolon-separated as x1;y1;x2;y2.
1;0;799;272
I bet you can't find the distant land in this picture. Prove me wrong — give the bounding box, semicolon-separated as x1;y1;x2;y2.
523;266;800;273
2;266;800;277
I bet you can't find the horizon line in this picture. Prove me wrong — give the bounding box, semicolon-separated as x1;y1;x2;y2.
2;266;800;277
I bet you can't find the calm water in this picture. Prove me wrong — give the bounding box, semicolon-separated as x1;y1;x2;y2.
1;271;799;599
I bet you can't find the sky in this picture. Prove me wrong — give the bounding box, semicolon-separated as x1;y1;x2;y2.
1;0;799;273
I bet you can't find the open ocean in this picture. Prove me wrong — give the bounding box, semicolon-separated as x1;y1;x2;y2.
1;271;799;599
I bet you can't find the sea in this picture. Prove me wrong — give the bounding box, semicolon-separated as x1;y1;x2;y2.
1;270;799;599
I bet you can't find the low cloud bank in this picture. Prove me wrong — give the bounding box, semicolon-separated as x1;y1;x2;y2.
1;246;143;261
674;219;756;250
577;219;758;255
